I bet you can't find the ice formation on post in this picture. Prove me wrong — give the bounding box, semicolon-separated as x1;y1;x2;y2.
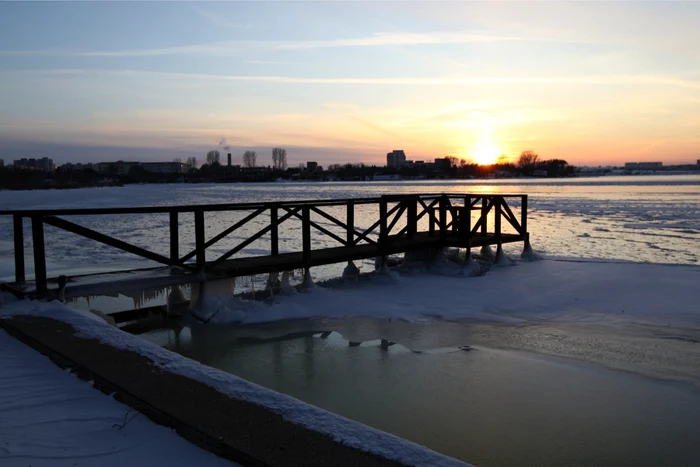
342;261;360;278
460;253;481;277
401;246;436;271
480;245;495;262
167;285;188;317
520;235;541;261
57;275;68;303
493;245;511;266
190;278;243;322
266;272;281;292
377;257;392;275
301;268;315;290
280;271;297;295
429;249;462;276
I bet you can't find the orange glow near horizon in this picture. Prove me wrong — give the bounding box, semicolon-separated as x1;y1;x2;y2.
470;142;502;165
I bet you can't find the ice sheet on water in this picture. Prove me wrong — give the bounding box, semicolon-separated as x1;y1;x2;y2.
3;256;700;466
1;177;699;283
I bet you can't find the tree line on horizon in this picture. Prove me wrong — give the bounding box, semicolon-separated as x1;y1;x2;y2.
181;148;569;176
0;149;578;190
182;147;289;171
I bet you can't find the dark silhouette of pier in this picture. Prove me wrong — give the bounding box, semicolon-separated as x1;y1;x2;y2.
1;193;530;300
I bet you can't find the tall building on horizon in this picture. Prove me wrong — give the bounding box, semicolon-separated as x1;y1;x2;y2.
386;150;406;169
12;157;54;172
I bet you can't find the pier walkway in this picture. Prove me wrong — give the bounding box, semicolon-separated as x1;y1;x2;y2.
1;193;529;300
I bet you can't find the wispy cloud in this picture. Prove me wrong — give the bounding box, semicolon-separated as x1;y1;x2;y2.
349;116;409;141
271;32;532;50
132;71;700;90
244;60;293;65
0;31;546;58
8;68;700;90
0;48;71;56
192;6;262;30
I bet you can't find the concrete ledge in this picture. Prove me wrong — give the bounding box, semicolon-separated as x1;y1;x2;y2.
1;316;413;467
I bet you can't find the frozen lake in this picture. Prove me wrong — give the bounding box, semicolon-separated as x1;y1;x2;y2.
1;175;699;285
142;317;700;467
3;175;700;466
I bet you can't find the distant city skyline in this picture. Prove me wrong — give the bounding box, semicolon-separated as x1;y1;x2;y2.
1;2;699;166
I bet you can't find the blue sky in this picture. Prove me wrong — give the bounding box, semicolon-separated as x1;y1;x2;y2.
1;1;699;166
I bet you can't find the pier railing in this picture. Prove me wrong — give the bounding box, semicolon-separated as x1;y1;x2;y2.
1;194;528;297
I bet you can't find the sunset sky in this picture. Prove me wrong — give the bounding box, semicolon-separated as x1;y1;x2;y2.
1;1;699;167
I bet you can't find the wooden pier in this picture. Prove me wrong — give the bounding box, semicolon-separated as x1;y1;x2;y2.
1;193;530;300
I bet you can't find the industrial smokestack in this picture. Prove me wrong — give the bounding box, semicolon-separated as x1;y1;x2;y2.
227;153;232;167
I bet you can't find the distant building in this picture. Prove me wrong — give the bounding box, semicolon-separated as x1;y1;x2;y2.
433;157;452;171
306;161;319;172
61;162;94;172
94;161;140;175
386;150;406;169
240;165;272;181
12;157;54;172
0;159;4;168
141;162;185;174
697;160;700;165
624;162;662;170
227;153;232;167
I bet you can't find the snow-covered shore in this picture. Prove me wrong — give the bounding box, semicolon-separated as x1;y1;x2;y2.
2;257;699;466
208;257;700;330
1;295;471;467
0;328;238;467
180;257;700;388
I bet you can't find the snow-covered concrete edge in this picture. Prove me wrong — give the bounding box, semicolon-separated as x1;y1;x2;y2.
0;296;471;467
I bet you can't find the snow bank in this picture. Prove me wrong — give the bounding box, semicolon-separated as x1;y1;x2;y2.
238;258;700;329
0;328;237;467
0;298;471;467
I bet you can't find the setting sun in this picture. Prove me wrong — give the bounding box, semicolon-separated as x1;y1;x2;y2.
470;142;502;166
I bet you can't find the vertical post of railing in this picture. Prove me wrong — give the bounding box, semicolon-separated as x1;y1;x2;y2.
194;210;205;273
481;197;488;236
495;197;502;246
31;216;47;298
463;196;472;250
169;211;179;265
521;195;528;236
407;197;417;239
302;206;311;267
346;202;354;246
270;205;279;256
379;198;388;254
13;214;25;284
439;195;447;244
428;207;435;236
